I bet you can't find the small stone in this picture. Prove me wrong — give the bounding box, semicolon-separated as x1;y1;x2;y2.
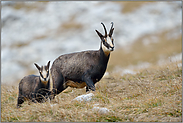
73;93;94;102
92;106;110;114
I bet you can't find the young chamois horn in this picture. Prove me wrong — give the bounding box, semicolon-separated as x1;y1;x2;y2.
17;61;51;108
50;22;114;96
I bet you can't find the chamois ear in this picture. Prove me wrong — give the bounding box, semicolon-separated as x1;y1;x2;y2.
47;61;50;69
34;63;41;71
95;30;104;40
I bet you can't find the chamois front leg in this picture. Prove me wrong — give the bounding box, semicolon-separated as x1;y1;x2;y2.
17;96;24;108
31;93;37;103
83;77;95;92
51;68;65;97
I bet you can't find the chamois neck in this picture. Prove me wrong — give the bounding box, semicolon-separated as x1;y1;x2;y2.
40;78;50;88
100;42;111;56
100;44;110;56
99;47;110;64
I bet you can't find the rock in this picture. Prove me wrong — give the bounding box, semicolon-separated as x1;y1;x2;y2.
73;93;94;102
92;106;110;114
50;104;57;108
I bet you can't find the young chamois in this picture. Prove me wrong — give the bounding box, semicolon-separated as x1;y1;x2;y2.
17;61;51;108
50;22;114;96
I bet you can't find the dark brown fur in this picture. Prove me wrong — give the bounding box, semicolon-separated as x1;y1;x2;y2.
17;61;51;108
50;22;114;96
51;48;110;95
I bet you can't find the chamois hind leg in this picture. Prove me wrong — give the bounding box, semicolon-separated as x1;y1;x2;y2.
86;86;90;92
83;77;95;91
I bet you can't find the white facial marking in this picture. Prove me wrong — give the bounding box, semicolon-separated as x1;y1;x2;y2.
101;36;114;55
106;36;114;48
40;67;49;82
42;68;47;78
102;42;111;55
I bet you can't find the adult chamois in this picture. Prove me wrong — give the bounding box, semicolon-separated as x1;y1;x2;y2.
50;22;114;96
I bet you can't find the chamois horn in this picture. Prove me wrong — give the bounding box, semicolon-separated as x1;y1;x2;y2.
109;22;114;37
101;22;107;37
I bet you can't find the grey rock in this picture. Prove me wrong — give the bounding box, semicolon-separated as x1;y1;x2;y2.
92;106;110;114
73;93;94;102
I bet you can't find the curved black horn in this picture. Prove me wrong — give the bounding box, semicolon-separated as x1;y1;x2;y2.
109;22;114;37
110;22;114;30
101;22;107;37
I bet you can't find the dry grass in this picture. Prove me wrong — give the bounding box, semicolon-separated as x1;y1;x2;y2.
1;60;182;122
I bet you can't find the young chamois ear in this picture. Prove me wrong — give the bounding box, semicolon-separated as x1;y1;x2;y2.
46;61;50;71
96;22;115;55
47;61;50;67
34;63;41;71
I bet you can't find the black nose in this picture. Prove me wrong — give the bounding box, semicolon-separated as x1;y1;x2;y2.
44;78;47;81
110;47;114;51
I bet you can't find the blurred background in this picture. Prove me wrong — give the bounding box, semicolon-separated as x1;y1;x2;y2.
1;1;182;85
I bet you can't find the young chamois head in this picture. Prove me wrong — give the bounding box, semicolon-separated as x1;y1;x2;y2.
96;22;114;55
34;61;50;85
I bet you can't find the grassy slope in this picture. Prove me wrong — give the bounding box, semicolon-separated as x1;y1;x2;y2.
1;61;182;122
1;2;182;122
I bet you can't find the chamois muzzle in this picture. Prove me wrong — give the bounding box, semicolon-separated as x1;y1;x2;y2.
110;47;114;51
43;78;47;81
